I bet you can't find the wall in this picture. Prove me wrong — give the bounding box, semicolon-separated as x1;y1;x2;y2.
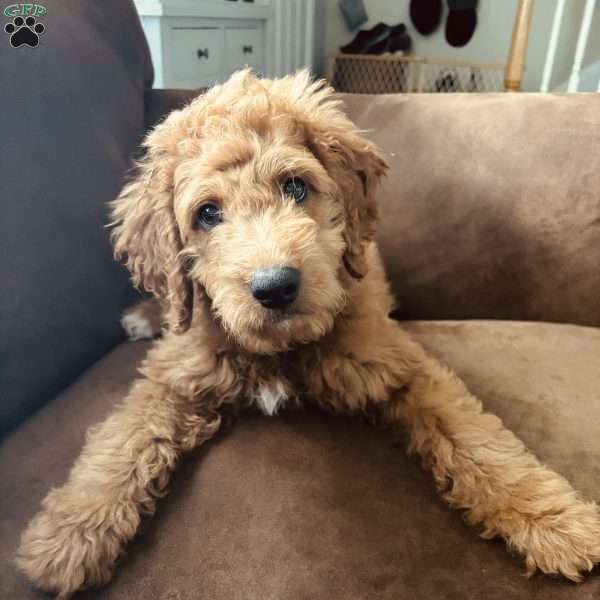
314;0;600;92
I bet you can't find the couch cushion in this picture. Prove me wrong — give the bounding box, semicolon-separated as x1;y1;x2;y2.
341;93;600;329
2;321;600;599
0;1;153;437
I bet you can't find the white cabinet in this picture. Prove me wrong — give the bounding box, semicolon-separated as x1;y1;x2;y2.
225;27;264;75
169;27;223;87
135;0;315;89
135;1;271;89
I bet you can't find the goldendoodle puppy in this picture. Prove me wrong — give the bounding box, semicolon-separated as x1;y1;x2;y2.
16;70;600;597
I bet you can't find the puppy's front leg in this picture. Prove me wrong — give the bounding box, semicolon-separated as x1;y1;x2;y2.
16;376;221;598
385;349;600;581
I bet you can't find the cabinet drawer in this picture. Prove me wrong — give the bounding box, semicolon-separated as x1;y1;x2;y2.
225;27;264;74
169;27;222;86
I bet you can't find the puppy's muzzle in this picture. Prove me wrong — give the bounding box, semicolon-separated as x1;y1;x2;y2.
250;266;301;310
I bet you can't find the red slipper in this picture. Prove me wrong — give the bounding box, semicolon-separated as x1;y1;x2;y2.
409;0;443;36
445;0;478;47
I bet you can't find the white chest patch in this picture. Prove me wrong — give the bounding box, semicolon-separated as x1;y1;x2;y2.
254;380;288;416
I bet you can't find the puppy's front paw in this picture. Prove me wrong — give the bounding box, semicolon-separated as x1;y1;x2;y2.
15;492;137;598
505;501;600;582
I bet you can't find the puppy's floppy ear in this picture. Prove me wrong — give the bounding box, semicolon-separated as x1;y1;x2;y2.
310;125;388;279
285;72;388;279
332;132;388;279
110;111;193;334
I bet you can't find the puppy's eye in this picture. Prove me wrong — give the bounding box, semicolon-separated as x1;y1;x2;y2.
282;177;308;204
196;203;222;230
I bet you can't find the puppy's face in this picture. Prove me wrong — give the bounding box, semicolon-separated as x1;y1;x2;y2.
111;71;387;354
177;130;346;353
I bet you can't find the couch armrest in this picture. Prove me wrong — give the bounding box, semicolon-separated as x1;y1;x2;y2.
144;88;204;132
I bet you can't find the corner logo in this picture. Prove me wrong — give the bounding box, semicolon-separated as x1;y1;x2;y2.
4;4;46;47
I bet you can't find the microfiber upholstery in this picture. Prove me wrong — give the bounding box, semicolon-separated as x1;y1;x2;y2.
341;93;600;328
0;1;153;437
145;88;202;131
2;321;600;599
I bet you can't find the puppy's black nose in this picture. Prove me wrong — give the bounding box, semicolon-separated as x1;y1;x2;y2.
250;267;301;310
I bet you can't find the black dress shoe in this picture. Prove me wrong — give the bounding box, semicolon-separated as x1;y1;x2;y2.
340;22;389;54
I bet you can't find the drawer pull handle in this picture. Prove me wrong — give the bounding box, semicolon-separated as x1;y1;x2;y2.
243;44;253;54
197;48;210;60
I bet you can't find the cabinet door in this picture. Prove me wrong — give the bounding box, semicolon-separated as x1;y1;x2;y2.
225;27;264;76
168;27;223;88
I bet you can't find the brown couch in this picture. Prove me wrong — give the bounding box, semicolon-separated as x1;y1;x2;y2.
2;3;600;599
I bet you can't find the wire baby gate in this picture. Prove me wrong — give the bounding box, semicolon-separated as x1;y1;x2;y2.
328;53;505;94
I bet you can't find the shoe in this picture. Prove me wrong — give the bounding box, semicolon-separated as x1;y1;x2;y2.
368;24;411;55
410;0;443;36
387;23;412;53
445;0;478;47
340;22;389;54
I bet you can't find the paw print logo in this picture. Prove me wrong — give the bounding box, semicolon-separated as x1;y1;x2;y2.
4;15;44;47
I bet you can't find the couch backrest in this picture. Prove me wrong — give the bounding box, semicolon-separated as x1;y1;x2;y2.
0;1;152;437
342;93;600;328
